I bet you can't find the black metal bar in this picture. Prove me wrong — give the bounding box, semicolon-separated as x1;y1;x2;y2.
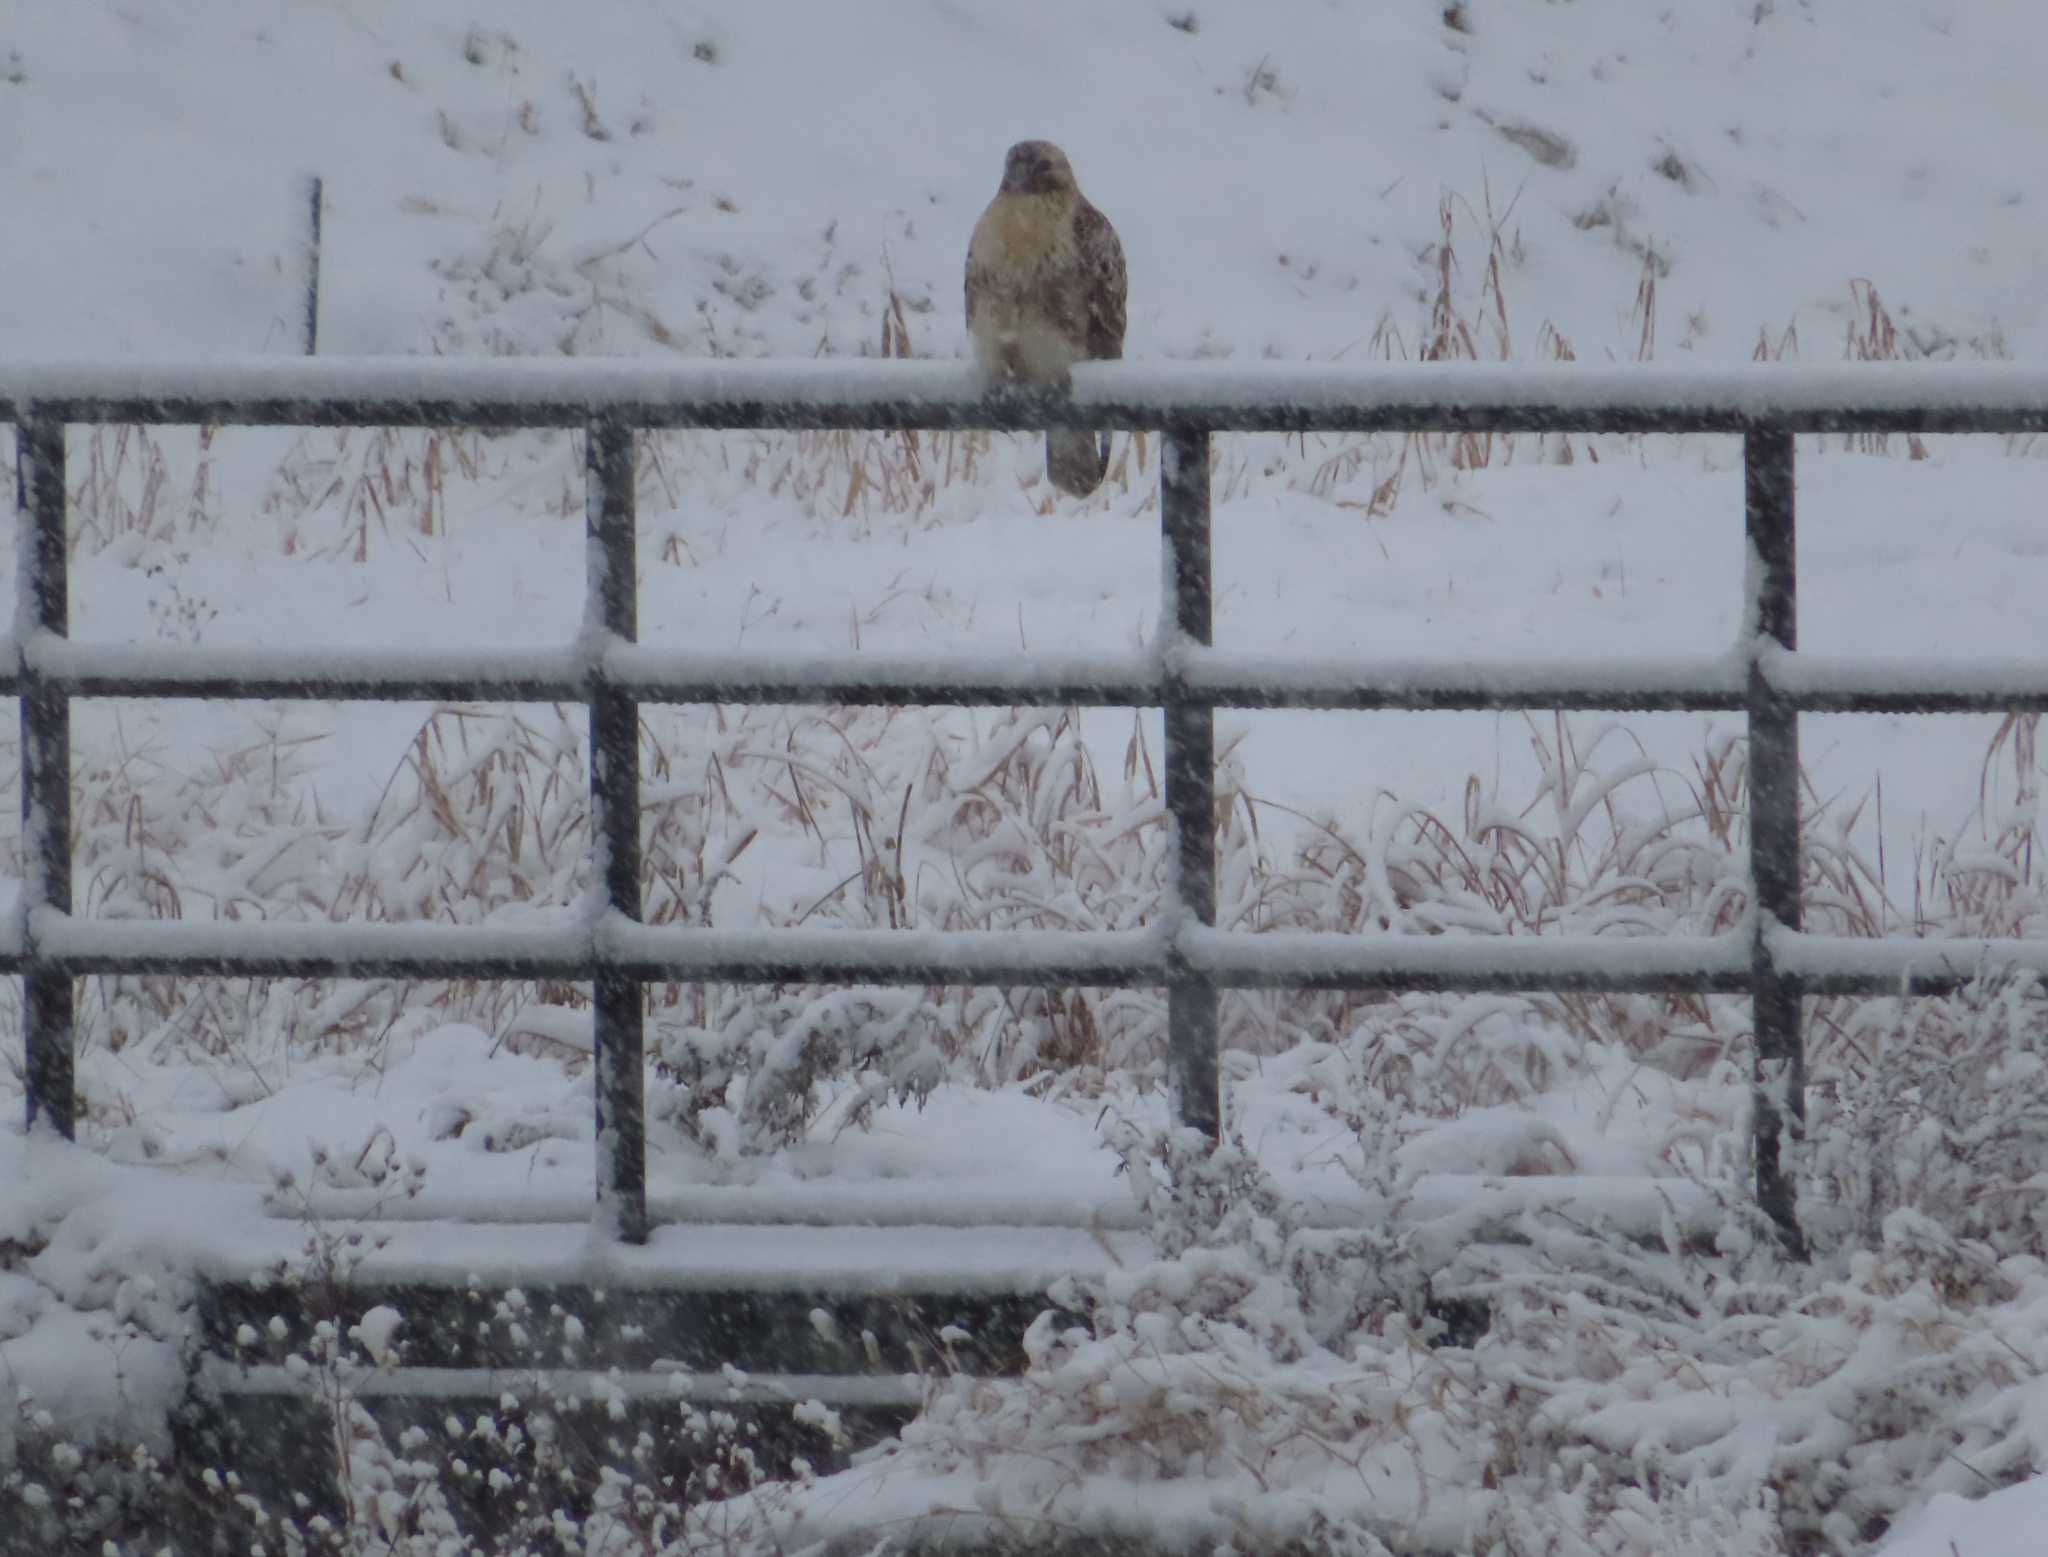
303;176;323;357
25;398;2048;438
1162;425;1221;1140
18;411;74;1139
40;667;585;703
1746;431;1806;1257
9;919;2048;994
12;360;2048;435
31;657;2048;714
587;415;647;1244
0;644;1754;712
32;927;1163;985
28;643;2048;714
1775;687;2048;715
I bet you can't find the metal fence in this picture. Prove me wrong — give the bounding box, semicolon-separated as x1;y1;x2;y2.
12;357;2048;1256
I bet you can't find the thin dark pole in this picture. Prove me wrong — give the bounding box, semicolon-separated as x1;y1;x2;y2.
303;177;323;357
19;411;74;1138
1162;425;1220;1139
1746;430;1806;1257
586;415;647;1242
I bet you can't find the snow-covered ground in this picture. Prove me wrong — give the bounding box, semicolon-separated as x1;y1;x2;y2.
6;1;2048;1551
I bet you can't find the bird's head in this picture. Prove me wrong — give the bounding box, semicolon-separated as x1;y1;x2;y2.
1000;140;1077;197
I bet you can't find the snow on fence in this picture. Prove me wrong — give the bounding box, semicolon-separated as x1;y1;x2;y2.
12;356;2048;1256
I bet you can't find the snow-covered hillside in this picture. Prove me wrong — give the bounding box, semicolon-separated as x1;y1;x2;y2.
10;0;2047;366
6;2;2048;1553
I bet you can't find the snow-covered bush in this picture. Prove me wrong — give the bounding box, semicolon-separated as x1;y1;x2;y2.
3;1390;186;1555
730;1029;2048;1556
1809;968;2048;1255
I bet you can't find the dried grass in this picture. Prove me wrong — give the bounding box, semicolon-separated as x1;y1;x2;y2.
1309;180;1601;520
9;662;2042;1155
265;426;489;560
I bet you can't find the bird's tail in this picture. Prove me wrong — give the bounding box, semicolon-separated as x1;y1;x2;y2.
1046;429;1110;498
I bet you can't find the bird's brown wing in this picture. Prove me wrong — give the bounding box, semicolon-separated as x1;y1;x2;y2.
1073;197;1128;362
964;205;998;334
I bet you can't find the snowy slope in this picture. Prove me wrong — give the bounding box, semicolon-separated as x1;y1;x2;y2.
8;0;2047;366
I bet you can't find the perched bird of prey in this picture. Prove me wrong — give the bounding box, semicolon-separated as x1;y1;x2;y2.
965;140;1128;497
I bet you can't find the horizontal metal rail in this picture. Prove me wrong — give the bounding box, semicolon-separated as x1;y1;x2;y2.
0;914;2038;996
8;357;2048;432
10;638;2048;714
15;358;2048;1259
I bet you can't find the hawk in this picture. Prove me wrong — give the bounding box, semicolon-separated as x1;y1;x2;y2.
965;140;1128;497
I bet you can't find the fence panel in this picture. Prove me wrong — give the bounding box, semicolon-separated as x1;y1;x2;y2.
12;357;2048;1255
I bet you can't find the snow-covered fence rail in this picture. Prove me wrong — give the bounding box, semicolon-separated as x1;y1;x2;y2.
12;357;2048;1256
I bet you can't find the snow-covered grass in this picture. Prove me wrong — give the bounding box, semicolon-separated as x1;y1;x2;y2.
741;971;2048;1556
10;0;2048;1550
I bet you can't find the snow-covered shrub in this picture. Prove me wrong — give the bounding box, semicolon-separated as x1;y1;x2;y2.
724;1117;1495;1555
202;1289;835;1555
3;1390;187;1554
1463;1184;2048;1553
713;941;2048;1557
1809;968;2048;1254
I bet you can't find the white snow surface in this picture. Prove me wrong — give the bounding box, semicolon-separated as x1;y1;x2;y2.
7;0;2048;1550
1874;1480;2048;1557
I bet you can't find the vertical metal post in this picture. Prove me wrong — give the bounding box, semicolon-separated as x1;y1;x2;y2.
1745;429;1806;1257
1161;424;1220;1139
18;412;74;1139
303;176;323;358
586;414;647;1242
